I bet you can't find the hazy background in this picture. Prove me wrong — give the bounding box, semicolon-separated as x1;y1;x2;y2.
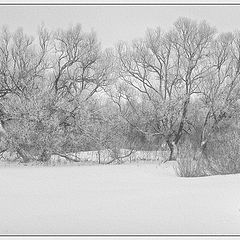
0;5;240;48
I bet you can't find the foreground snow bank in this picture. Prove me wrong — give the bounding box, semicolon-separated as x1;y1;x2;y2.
0;162;239;234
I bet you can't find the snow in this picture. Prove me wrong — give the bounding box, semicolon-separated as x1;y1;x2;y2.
0;162;240;235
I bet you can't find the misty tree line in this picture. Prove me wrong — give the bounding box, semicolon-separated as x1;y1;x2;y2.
0;17;240;174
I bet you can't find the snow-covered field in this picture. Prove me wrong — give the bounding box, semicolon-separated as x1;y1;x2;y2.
0;162;240;235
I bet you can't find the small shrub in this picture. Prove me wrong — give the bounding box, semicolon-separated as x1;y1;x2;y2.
177;130;240;177
175;142;206;177
204;131;240;175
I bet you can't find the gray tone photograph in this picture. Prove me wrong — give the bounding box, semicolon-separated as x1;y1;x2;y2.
0;3;240;237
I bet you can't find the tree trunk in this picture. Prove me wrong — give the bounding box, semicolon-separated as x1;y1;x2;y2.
0;120;7;136
17;148;31;163
97;150;101;164
174;97;190;145
164;97;190;164
199;139;209;160
165;140;178;162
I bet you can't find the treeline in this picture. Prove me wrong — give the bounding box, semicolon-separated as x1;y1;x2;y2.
0;18;240;176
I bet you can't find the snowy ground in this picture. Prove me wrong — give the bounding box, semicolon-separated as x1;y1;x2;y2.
0;162;240;235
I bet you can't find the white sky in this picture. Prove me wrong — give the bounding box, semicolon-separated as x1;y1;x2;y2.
0;5;240;48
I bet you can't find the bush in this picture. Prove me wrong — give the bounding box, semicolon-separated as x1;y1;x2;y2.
175;141;207;177
204;130;240;175
176;129;240;177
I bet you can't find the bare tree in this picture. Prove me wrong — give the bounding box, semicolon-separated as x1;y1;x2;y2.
52;25;112;98
51;25;114;132
0;26;51;100
198;31;240;155
115;17;215;161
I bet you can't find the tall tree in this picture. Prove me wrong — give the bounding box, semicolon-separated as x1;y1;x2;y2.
116;17;216;161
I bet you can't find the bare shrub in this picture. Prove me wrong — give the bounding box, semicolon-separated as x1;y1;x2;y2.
177;129;240;177
204;130;240;175
175;142;206;177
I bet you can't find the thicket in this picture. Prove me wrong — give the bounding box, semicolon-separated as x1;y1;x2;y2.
0;19;240;176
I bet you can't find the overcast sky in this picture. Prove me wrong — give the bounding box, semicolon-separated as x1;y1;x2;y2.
1;5;240;48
